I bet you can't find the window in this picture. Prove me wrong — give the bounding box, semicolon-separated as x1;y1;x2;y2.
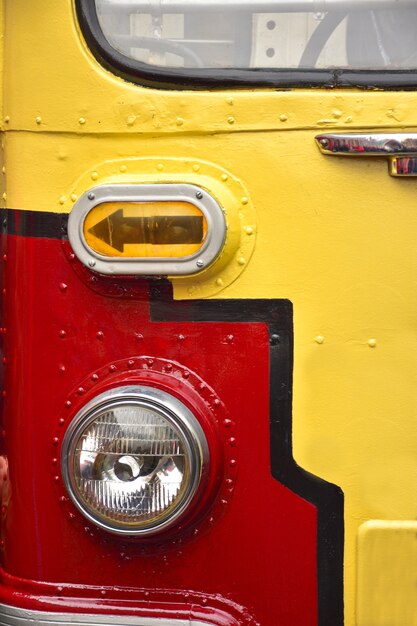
77;1;417;87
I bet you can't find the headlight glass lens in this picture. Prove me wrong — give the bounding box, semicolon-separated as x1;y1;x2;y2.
62;386;207;535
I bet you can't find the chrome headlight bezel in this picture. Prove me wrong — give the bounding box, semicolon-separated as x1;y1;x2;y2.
61;385;209;537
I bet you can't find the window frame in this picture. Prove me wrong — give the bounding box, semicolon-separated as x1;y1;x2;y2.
75;0;417;90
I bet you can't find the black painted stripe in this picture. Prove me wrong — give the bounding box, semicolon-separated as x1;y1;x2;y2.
1;209;68;240
150;281;345;626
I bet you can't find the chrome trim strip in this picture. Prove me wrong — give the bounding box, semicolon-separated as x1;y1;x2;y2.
68;183;226;276
0;603;211;626
99;0;416;12
316;133;417;157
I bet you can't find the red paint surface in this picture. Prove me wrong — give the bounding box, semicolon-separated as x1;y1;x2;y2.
0;234;318;625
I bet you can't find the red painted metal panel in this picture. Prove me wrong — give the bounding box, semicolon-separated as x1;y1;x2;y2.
0;234;318;626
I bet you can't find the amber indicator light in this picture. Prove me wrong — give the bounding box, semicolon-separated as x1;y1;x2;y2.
84;201;208;259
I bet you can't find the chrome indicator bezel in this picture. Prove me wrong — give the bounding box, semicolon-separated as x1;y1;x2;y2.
68;183;226;275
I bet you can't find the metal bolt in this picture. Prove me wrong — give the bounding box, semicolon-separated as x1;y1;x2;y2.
88;192;95;201
195;191;203;200
196;259;204;268
320;137;329;148
88;259;96;267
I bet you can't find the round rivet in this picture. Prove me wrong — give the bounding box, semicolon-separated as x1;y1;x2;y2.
128;359;135;368
59;196;66;205
229;459;237;467
77;387;85;395
177;334;185;341
319;138;329;148
52;437;59;446
91;373;99;381
70;194;77;202
183;370;189;379
59;282;68;291
176;117;184;126
192;164;200;172
270;334;280;345
279;114;288;122
109;365;117;372
65;400;72;408
78;117;86;125
228;437;236;446
35;116;42;125
88;192;95;201
4;116;9;124
315;335;325;344
157;163;164;171
215;278;223;287
241;197;248;205
120;165;127;173
196;259;204;268
223;419;232;428
195;191;203;200
368;338;377;348
88;259;96;268
2;193;6;201
96;331;104;340
59;330;67;338
227;116;235;125
221;174;228;182
237;257;246;266
91;172;98;181
245;226;254;235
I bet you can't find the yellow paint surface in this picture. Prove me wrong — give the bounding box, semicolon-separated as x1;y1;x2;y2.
357;521;417;626
3;1;417;625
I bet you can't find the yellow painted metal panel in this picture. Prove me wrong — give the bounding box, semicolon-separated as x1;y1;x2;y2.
357;521;417;626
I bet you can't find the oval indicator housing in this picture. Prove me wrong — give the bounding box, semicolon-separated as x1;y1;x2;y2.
68;184;226;275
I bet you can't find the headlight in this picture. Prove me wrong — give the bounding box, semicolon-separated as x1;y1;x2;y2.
61;386;208;536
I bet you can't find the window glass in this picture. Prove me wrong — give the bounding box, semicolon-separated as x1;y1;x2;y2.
94;1;417;71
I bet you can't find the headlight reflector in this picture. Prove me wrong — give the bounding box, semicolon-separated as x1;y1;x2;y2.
61;386;208;536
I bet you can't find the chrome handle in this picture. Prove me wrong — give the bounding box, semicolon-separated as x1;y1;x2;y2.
315;133;417;176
